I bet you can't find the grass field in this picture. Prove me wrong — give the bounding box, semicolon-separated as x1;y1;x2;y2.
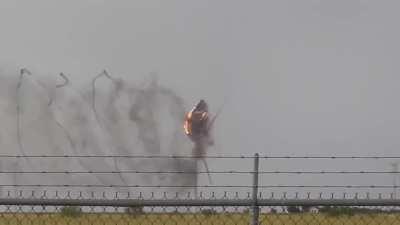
1;213;400;225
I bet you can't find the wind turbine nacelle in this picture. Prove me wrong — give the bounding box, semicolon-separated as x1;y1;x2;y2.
183;100;214;147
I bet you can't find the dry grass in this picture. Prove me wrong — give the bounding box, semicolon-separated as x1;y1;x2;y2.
0;212;399;225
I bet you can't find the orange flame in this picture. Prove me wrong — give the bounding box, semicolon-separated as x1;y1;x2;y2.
183;110;209;136
183;111;192;135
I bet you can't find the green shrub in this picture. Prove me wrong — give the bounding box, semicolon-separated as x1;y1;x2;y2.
125;206;145;216
60;206;82;218
270;208;277;214
319;206;355;217
287;206;302;214
201;209;217;216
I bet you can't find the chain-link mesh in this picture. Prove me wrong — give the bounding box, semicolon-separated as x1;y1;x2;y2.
0;191;400;225
259;206;400;225
0;205;252;225
1;204;400;224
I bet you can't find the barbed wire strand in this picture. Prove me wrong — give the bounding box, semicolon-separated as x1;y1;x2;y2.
1;155;400;159
0;170;399;174
0;185;398;188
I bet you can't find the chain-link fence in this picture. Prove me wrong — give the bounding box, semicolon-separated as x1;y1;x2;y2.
1;154;400;224
1;194;400;225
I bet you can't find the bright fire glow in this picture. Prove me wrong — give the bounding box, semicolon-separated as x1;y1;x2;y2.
183;110;209;136
183;111;192;135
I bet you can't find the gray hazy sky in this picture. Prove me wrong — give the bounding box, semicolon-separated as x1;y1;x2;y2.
1;0;400;187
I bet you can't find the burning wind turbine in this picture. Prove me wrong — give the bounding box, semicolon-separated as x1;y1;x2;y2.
183;99;219;184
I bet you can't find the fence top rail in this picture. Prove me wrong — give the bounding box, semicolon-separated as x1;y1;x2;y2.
0;170;398;174
1;198;400;207
1;155;400;159
0;185;398;189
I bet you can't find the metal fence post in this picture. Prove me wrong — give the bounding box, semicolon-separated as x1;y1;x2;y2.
251;153;260;225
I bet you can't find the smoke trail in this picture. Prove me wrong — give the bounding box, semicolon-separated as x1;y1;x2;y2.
129;78;162;155
56;73;69;88
2;68;200;194
50;73;130;192
89;70;130;189
92;71;107;127
51;73;78;155
13;69;26;191
127;75;200;192
91;70;120;126
14;68;58;192
16;69;30;158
